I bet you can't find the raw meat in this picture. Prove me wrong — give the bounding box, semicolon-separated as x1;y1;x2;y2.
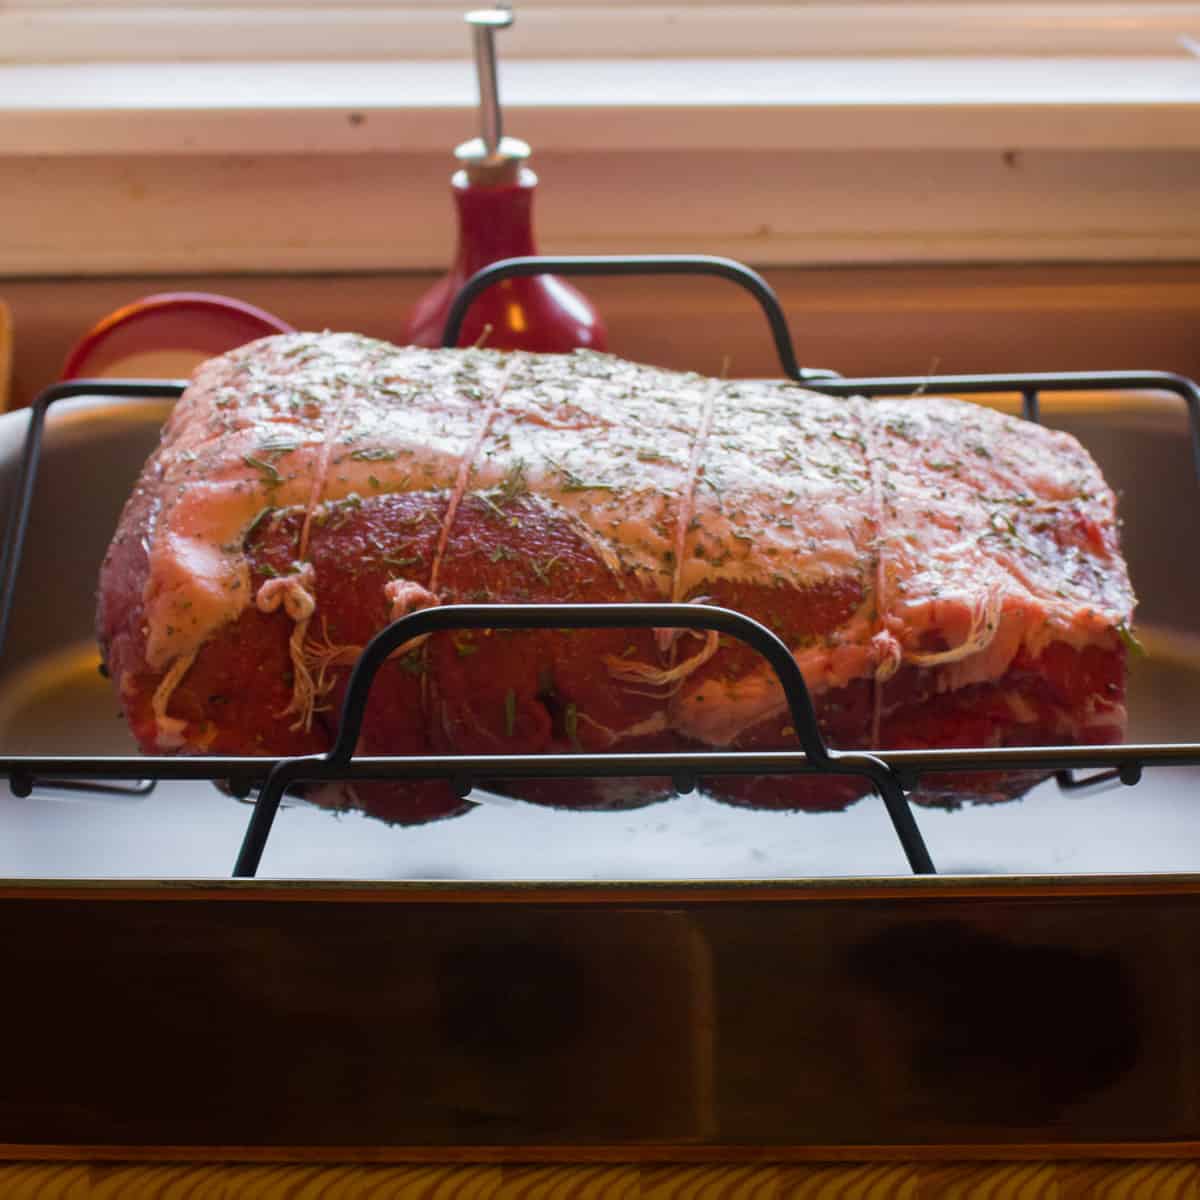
97;333;1135;822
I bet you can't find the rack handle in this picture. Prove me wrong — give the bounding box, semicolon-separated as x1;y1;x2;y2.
438;254;840;383
234;603;934;879
332;602;830;766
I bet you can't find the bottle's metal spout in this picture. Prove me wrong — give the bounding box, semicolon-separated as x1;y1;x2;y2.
466;6;513;157
457;6;527;181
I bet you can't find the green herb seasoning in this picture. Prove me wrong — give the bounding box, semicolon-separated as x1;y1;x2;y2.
564;702;581;750
243;506;275;542
545;456;618;493
397;651;426;677
496;460;529;504
242;455;282;485
530;555;562;584
1116;621;1146;657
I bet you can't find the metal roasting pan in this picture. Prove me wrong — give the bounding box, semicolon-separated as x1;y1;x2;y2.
0;386;1198;1162
3;262;1200;1159
2;389;1200;882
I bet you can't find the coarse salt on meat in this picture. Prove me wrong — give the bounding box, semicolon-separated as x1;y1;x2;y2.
97;333;1135;822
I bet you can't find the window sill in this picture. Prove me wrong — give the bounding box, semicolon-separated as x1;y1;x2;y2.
3;57;1200;155
2;56;1199;274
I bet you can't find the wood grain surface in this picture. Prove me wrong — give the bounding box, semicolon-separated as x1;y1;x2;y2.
0;1161;1197;1200
0;881;1197;1159
7;263;1200;411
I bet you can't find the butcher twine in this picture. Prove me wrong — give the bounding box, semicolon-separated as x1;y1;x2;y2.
428;360;517;600
259;367;1008;752
275;361;517;732
397;363;723;704
860;397;1004;751
860;398;898;750
157;382;369;744
611;392;903;752
247;381;360;731
609;391;898;745
603;379;723;694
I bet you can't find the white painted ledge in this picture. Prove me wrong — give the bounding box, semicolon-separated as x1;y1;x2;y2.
2;57;1200;156
7;3;1200;63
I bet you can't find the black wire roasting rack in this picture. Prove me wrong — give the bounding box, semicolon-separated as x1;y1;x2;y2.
3;254;1200;880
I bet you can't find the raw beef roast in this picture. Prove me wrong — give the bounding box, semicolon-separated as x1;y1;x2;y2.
97;333;1135;823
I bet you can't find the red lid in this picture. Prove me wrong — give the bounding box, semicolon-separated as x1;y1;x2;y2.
61;292;293;381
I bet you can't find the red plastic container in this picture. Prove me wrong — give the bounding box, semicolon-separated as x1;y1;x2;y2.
61;292;293;381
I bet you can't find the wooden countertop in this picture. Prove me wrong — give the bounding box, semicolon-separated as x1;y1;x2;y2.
0;1161;1197;1199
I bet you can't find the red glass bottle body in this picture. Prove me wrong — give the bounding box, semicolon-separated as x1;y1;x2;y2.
405;165;607;353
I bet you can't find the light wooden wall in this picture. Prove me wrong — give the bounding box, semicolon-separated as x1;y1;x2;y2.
5;262;1200;409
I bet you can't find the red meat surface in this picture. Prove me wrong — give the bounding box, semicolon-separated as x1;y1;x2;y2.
97;334;1134;823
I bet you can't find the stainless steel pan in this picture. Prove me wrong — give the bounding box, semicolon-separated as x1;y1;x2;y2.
1;388;1198;881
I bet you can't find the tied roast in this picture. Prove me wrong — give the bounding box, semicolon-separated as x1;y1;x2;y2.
97;334;1135;823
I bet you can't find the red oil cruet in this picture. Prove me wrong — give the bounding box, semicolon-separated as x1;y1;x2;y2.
404;6;607;352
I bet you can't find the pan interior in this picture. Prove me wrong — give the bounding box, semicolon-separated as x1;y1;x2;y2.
1;391;1199;880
